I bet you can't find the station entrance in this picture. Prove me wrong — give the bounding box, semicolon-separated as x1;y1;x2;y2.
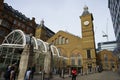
0;30;61;72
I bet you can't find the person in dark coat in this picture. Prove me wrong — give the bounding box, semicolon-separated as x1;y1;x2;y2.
4;65;11;80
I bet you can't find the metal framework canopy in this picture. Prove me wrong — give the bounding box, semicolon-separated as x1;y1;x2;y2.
1;29;60;56
2;29;36;49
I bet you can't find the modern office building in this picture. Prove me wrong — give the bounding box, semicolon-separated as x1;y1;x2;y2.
0;0;37;44
108;0;120;40
108;0;120;56
97;41;117;52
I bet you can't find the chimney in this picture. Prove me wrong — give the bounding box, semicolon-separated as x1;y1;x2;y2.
32;17;35;21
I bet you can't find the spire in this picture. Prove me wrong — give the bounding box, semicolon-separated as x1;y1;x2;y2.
84;5;88;12
82;5;90;16
40;19;44;26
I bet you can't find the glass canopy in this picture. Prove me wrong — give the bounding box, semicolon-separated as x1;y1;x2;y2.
1;29;60;56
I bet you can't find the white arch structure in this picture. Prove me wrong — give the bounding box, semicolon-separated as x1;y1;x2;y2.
1;29;60;57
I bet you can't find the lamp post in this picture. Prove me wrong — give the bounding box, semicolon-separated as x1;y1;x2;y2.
28;33;33;68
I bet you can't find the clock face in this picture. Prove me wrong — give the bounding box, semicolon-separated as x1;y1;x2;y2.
83;21;89;26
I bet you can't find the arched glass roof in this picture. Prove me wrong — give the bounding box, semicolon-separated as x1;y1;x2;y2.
1;29;60;56
2;30;26;48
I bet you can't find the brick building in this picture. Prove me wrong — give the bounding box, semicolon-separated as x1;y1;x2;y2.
36;6;97;74
97;50;118;71
35;20;55;42
0;0;37;44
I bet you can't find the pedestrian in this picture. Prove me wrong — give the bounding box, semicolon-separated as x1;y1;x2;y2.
112;65;115;72
25;67;31;80
71;68;77;80
4;65;11;80
12;63;18;80
31;64;36;80
61;68;64;78
10;66;15;80
58;69;61;77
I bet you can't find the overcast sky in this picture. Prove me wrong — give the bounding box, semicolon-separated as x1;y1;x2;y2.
4;0;116;48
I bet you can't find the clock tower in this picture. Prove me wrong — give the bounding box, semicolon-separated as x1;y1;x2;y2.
80;6;96;73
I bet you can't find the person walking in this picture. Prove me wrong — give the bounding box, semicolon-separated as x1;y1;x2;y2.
4;65;11;80
31;64;36;80
25;67;31;80
10;66;15;80
71;68;77;80
61;68;64;78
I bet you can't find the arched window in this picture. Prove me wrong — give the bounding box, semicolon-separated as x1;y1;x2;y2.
55;38;58;45
78;55;82;66
104;54;109;68
104;54;108;62
58;36;62;44
65;38;69;44
52;40;54;45
62;37;65;44
71;54;75;65
71;57;75;65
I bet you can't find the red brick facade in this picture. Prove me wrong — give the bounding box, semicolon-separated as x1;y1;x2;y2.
0;0;37;44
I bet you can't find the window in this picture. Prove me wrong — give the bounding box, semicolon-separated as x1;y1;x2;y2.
0;30;5;36
62;37;65;44
18;22;21;26
27;27;32;33
104;54;108;68
66;38;69;44
78;55;82;65
78;59;81;65
57;48;61;56
2;20;9;28
71;54;75;65
71;58;75;65
58;36;62;44
104;54;108;62
55;38;58;45
87;50;91;58
13;20;17;24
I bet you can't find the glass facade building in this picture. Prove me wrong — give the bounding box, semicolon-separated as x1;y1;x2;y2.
97;41;117;52
108;0;120;56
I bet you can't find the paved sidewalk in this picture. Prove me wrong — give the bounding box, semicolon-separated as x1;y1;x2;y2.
34;71;120;80
0;71;120;80
51;71;120;80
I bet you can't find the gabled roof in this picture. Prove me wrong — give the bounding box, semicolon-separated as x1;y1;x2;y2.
37;20;55;35
57;30;81;38
47;30;81;42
